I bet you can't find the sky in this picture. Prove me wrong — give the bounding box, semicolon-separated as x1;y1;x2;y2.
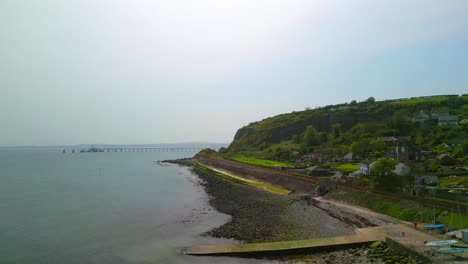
1;0;468;146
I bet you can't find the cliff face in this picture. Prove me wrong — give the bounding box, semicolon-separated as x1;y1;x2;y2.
227;95;468;152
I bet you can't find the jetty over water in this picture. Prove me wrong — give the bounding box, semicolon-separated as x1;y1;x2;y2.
78;147;211;153
98;147;205;152
185;224;466;262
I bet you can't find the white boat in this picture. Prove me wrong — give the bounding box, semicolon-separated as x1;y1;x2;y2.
425;240;458;246
446;229;468;239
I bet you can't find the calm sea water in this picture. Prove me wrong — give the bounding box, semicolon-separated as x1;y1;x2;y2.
0;148;266;264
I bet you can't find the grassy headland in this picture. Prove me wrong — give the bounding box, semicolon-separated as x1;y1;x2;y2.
225;94;468;168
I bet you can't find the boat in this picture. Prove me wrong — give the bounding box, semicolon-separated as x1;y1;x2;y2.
437;247;468;254
451;245;468;249
425;240;458;246
446;229;468;239
424;224;445;229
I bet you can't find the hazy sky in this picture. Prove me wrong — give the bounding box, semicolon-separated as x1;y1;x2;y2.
1;1;468;146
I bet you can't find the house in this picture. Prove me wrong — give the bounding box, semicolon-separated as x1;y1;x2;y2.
431;109;449;119
396;137;423;161
419;150;434;161
413;110;429;122
349;170;362;178
367;161;410;176
360;162;371;175
437;153;456;166
415;175;439;186
305;165;332;176
442;143;451;149
305;149;334;163
459;119;468;125
392;162;411;176
378;137;399;146
341;152;355;162
396;137;411;162
438;115;458;126
384;150;397;159
331;171;344;181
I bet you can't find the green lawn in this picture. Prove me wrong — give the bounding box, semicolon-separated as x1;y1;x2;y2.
440;212;468;229
197;163;290;195
330;188;468;229
232;156;294;169
439;176;468;188
332;163;360;174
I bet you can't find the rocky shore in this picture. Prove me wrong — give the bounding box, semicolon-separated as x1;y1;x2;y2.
173;160;421;263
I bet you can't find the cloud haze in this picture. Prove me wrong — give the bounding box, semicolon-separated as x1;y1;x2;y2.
1;0;468;146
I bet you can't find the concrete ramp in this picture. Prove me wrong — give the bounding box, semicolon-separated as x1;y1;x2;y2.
185;225;394;255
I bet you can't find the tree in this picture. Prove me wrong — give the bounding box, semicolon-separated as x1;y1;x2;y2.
368;139;386;157
291;134;301;144
350;138;371;159
350;100;357;105
370;158;398;176
390;111;412;135
371;158;401;192
365;97;376;103
332;123;342;139
303;125;321;147
374;174;403;192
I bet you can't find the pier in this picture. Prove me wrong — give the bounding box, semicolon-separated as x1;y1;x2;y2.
98;147;206;152
74;147;215;153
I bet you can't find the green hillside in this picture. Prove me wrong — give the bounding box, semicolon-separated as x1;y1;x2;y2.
225;95;468;167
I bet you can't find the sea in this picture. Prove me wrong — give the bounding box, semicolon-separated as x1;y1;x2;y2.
0;147;267;264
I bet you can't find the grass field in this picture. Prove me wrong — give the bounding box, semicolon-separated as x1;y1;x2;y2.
439;175;468;188
232;156;294;169
440;212;468;229
197;163;290;195
329;188;468;229
332;163;360;174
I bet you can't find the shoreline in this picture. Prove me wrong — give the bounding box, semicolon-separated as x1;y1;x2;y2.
191;164;393;241
170;159;422;263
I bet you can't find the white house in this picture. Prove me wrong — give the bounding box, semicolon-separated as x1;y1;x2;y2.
392;162;411;176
